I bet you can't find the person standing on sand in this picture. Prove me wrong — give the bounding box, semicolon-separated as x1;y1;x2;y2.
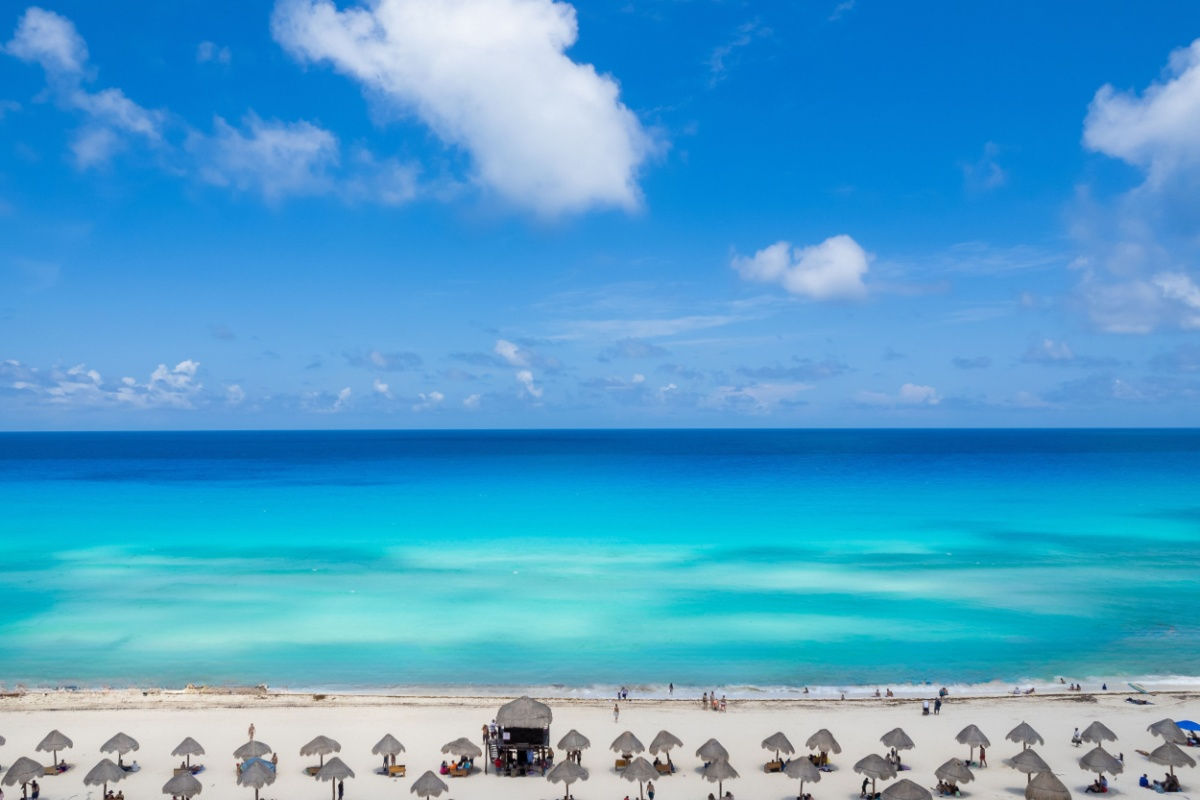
647;779;655;799
337;779;344;799
934;697;941;714
979;745;987;767
248;723;255;741
613;703;620;722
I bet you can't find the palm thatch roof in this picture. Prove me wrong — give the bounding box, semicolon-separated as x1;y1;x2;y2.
410;770;448;798
882;777;933;800
316;757;355;781
620;757;660;783
557;729;591;751
236;760;276;789
372;734;405;756
172;737;205;757
806;728;841;754
1080;721;1117;744
36;729;73;752
300;736;341;757
162;771;203;797
649;730;683;755
855;753;898;781
1010;749;1050;775
1148;719;1188;744
761;731;795;756
440;737;481;758
696;738;729;761
935;758;975;784
83;759;127;786
785;758;821;783
955;725;990;748
496;696;553;728
610;731;645;755
881;727;915;750
101;732;139;755
1025;771;1071;800
1006;722;1044;748
1079;746;1123;776
2;758;44;787
233;740;272;759
546;760;588;785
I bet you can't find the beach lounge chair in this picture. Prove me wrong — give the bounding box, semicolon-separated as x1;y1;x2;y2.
449;765;469;777
656;762;672;775
387;764;406;777
764;760;783;773
615;758;629;769
305;765;321;776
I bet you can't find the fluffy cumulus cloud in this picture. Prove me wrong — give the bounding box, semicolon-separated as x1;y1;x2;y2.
1074;38;1200;332
270;0;655;214
732;235;870;300
3;6;88;75
191;114;339;201
516;369;542;398
857;383;941;407
3;358;204;409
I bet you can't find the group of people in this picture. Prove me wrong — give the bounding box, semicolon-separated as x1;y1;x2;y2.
934;778;961;796
920;698;943;715
102;792;125;800
700;692;727;711
872;688;896;698
885;747;906;770
651;755;676;773
1140;773;1182;793
1085;774;1110;793
439;755;475;774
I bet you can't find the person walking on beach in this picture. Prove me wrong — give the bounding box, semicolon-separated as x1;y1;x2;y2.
248;722;256;741
647;779;655;799
979;745;987;767
337;779;344;799
934;697;941;714
613;703;620;722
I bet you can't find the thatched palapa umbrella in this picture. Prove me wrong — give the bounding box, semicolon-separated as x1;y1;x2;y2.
163;770;203;798
649;730;682;769
610;731;645;758
411;770;448;799
882;777;933;800
234;740;272;760
622;756;659;800
4;757;46;798
935;758;974;787
1079;745;1123;781
1149;719;1188;744
547;760;588;800
373;734;405;758
785;757;821;796
101;732;140;766
36;729;73;768
1025;771;1071;800
316;757;354;800
1009;748;1050;784
881;727;915;753
806;728;841;763
441;737;482;761
173;737;205;768
1148;742;1196;777
855;753;898;794
84;758;127;797
558;729;590;763
1080;721;1117;745
762;731;796;762
237;758;276;800
1006;722;1043;750
696;738;729;762
955;724;990;762
702;758;739;798
301;735;341;768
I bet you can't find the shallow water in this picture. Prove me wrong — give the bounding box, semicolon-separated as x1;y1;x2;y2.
0;429;1197;690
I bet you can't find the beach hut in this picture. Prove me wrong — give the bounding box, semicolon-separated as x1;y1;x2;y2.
301;735;341;770
101;732;140;767
557;729;590;764
855;753;898;794
621;756;659;800
1006;722;1043;750
84;758;127;797
1079;745;1123;783
1148;742;1196;778
1080;721;1117;745
881;727;915;753
172;737;205;770
882;777;933;800
36;729;73;769
806;728;841;765
546;759;588;800
1149;719;1188;744
696;737;729;763
702;758;739;798
648;730;682;772
784;757;821;797
3;757;46;797
1025;771;1071;800
234;740;272;760
935;758;975;789
372;733;405;776
491;696;553;776
955;724;990;763
163;771;203;798
410;770;449;799
315;756;354;800
237;758;276;800
1009;748;1050;784
762;731;796;766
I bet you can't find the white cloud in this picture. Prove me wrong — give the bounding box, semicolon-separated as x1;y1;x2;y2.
1024;338;1074;363
413;390;444;411
1154;272;1200;329
5;358;204;409
372;378;392;398
225;383;246;406
4;7;88;76
191;114;339;201
708;381;810;412
708;19;770;86
962;141;1006;191
462;393;481;409
196;40;231;65
516;369;542;398
1084;39;1200;185
857;383;941;407
333;386;351;411
270;0;656;214
732;235;870;300
493;339;528;367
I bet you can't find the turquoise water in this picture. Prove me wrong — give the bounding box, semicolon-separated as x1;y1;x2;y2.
0;429;1198;691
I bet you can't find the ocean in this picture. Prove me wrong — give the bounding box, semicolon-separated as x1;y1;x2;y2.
0;429;1198;694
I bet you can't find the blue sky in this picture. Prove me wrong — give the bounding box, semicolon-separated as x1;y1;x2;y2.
2;0;1200;429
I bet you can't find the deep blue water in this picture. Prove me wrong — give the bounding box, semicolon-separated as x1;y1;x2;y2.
0;429;1198;692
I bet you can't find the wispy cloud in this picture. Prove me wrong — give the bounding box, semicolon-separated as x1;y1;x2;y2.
708;19;771;87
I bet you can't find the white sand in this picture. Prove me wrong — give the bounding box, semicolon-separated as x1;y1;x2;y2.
0;689;1196;800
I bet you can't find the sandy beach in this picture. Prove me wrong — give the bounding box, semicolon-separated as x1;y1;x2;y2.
1;688;1196;800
